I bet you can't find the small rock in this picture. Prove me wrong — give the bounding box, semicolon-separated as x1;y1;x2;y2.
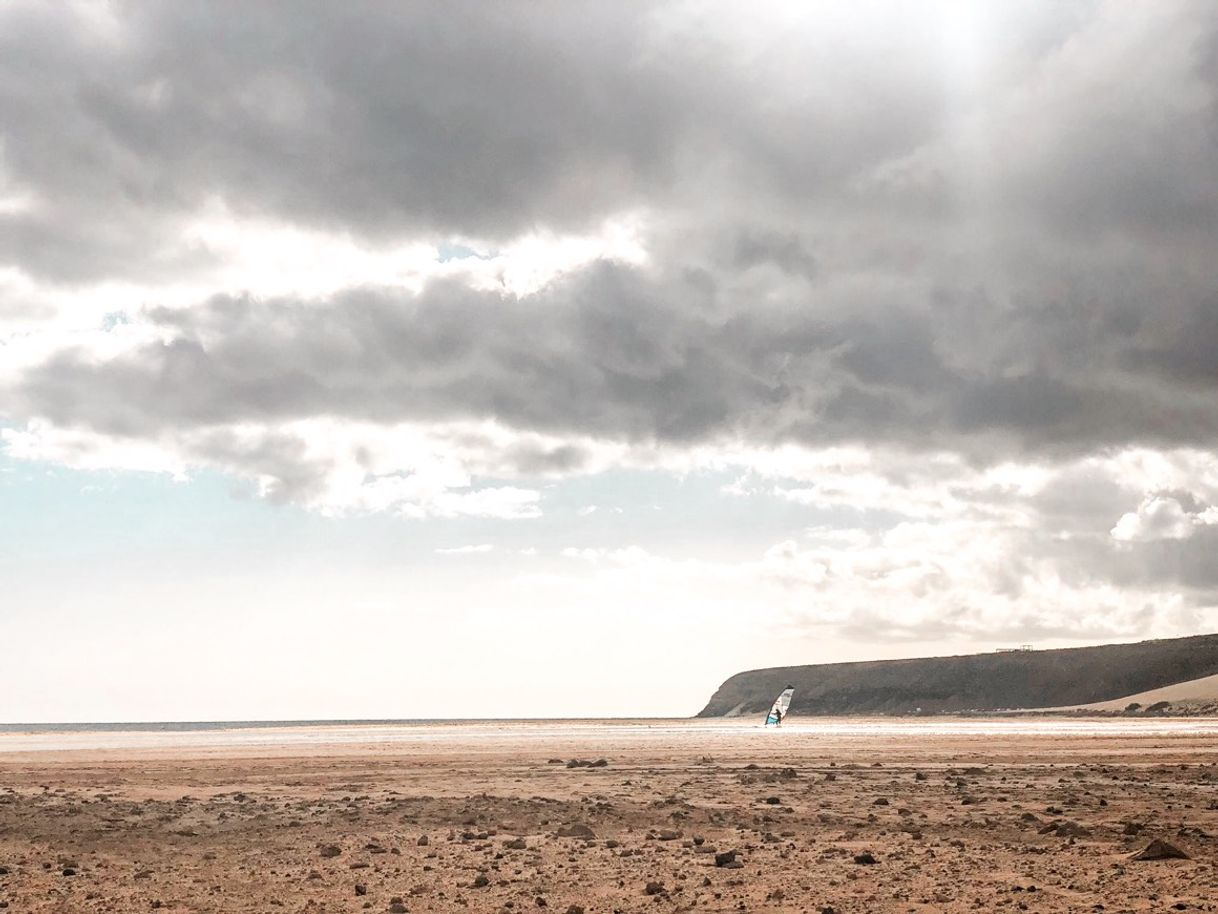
853;852;878;865
319;844;342;858
355;884;367;896
1041;820;1088;838
644;881;666;895
61;867;77;877
504;838;527;850
565;907;584;914
472;874;490;888
555;823;596;839
416;835;429;847
714;850;738;867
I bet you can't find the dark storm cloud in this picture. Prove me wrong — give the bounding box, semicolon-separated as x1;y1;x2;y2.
13;258;1218;462
0;1;685;279
2;1;1217;461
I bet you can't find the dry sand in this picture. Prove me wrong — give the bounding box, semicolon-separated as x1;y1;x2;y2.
2;719;1216;913
1068;673;1218;712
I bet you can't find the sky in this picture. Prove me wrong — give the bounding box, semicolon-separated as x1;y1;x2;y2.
2;1;1218;721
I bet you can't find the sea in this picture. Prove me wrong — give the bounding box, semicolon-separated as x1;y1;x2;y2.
3;717;1218;754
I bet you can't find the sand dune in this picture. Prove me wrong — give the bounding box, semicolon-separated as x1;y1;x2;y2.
1069;672;1218;711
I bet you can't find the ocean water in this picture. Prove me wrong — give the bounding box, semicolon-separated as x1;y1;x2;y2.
2;716;1218;754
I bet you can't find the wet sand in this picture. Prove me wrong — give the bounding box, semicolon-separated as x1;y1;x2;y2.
1;719;1216;913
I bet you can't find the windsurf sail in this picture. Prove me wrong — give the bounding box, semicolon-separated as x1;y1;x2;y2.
764;686;794;726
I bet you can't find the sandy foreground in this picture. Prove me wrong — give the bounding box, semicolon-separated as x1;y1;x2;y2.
1;719;1216;913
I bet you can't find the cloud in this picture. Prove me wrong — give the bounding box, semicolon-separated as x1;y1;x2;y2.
0;0;1216;633
435;544;495;555
1111;494;1211;543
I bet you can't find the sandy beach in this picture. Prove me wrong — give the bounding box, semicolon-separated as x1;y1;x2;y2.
1;718;1216;913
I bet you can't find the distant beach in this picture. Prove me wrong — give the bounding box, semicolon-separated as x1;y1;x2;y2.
5;715;1218;755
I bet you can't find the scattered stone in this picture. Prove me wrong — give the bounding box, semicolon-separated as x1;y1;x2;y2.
853;852;878;865
1039;820;1089;838
472;874;490;888
714;850;736;865
319;844;342;858
504;838;527;850
1130;839;1190;861
644;881;666;895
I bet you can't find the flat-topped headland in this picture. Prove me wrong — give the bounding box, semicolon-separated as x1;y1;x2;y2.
699;633;1218;717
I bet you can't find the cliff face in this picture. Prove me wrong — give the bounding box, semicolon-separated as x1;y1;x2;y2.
697;634;1218;717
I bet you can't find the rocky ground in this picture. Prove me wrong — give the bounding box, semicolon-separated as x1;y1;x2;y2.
1;722;1216;913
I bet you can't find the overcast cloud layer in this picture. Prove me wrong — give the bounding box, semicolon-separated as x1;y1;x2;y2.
3;0;1218;653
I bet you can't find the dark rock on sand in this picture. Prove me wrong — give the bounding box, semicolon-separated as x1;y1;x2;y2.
715;850;742;868
1130;839;1190;861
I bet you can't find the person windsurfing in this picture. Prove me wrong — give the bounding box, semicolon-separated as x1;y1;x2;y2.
764;685;794;726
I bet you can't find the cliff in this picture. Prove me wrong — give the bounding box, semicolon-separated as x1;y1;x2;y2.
697;634;1218;716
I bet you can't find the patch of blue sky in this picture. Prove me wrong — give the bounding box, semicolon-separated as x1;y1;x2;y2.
100;310;131;331
0;450;902;574
454;468;898;560
436;242;496;263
